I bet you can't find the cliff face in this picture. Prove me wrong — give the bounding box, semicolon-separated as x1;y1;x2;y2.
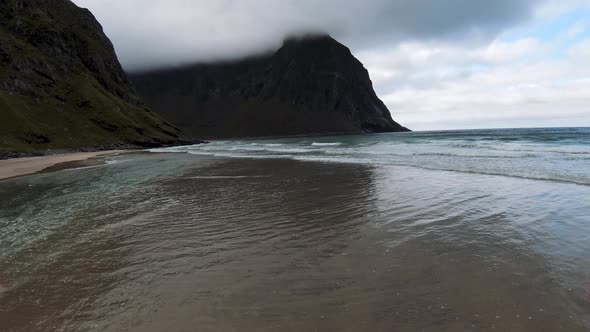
130;35;409;138
0;0;184;152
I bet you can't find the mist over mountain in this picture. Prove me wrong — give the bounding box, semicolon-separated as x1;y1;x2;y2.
73;0;537;71
130;35;409;138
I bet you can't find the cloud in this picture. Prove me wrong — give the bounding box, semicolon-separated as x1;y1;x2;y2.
360;35;590;130
72;0;538;71
566;21;586;38
71;0;589;130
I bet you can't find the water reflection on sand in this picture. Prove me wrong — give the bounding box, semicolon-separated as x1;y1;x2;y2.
0;153;589;331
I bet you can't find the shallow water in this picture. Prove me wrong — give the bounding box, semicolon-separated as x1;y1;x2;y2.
155;127;590;185
0;130;589;331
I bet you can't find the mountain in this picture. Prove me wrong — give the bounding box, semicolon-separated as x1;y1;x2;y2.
130;35;409;139
0;0;189;153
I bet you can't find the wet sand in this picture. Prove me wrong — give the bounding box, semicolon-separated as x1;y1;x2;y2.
0;153;589;331
0;150;132;180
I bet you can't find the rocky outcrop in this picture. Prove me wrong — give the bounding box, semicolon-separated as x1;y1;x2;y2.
130;35;409;138
0;0;187;152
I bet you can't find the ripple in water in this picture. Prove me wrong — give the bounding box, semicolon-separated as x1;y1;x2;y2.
154;127;590;185
0;137;589;331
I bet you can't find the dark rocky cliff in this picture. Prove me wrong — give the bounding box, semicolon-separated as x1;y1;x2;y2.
0;0;187;152
130;35;409;138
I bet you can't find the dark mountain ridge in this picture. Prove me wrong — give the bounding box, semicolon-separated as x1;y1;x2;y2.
0;0;192;153
130;35;409;138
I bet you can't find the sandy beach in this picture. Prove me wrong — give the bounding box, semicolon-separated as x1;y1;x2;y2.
0;151;589;331
0;150;131;181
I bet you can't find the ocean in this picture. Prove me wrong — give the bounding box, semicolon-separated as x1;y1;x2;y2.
154;127;590;185
0;127;589;331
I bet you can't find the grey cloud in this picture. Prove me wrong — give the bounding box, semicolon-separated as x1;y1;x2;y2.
72;0;541;71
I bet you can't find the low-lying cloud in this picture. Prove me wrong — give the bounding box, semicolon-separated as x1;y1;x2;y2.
72;0;590;130
72;0;538;71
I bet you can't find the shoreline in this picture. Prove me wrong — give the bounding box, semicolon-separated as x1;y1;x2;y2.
0;150;134;181
1;154;587;330
0;138;207;161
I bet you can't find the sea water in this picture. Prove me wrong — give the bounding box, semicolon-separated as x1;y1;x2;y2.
0;127;589;331
154;127;590;185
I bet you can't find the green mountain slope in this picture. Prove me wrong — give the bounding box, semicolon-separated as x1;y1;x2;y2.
0;0;184;152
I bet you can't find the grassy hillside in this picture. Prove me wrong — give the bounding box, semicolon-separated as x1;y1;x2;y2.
0;0;182;152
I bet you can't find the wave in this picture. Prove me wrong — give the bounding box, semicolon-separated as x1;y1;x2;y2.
187;151;293;159
148;148;185;153
188;175;270;179
153;149;590;186
311;142;342;146
247;143;284;147
327;149;537;159
292;155;590;186
148;129;590;186
484;145;590;155
222;146;309;154
168;148;590;186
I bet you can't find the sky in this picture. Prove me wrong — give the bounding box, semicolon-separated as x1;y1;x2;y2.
73;0;590;131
